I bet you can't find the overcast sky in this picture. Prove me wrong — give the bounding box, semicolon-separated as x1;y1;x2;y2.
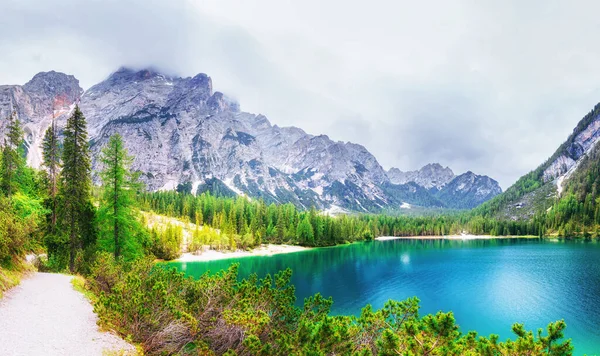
2;0;600;189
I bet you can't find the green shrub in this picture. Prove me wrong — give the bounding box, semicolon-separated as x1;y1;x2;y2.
0;196;35;264
87;257;573;356
149;223;182;260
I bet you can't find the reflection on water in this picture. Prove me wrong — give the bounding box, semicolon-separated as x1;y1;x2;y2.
166;238;600;354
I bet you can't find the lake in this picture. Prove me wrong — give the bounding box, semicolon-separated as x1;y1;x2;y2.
167;238;600;354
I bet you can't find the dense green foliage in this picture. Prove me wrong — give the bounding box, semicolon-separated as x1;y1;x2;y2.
0;114;46;295
87;254;572;355
0;194;40;296
137;191;546;248
148;223;182;260
0;196;33;264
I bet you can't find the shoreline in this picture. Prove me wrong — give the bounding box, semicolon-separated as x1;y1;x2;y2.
176;244;310;262
375;234;539;241
174;235;542;262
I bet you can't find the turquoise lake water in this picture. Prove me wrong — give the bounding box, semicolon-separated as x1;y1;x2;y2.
167;238;600;354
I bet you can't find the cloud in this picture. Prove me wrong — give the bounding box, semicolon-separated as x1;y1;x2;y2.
2;0;600;189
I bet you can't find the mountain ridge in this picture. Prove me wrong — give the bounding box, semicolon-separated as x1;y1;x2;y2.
0;67;502;212
475;103;600;220
386;163;502;209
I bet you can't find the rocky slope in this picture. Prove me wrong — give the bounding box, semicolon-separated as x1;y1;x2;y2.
1;68;501;212
475;103;600;219
0;71;82;168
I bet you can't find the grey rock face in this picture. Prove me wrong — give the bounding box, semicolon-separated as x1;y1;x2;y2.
435;171;503;209
0;68;500;211
542;115;600;186
387;163;455;189
76;67;392;210
0;71;83;167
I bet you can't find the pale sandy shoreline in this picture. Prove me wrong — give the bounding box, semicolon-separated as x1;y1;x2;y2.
175;235;539;262
375;234;538;241
176;244;310;262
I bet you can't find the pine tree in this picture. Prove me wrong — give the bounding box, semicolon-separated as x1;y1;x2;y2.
59;106;92;272
42;120;60;231
98;134;142;259
276;208;285;240
1;113;24;197
296;215;315;245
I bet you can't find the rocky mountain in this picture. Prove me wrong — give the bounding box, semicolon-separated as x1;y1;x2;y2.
387;163;455;190
434;171;502;209
0;68;501;212
476;103;600;220
0;71;82;168
386;164;502;209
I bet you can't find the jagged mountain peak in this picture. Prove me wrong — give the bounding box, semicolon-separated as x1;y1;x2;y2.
102;67;178;87
22;71;82;107
0;66;502;212
387;163;455;189
436;172;502;209
420;163;454;180
423;162;450;170
25;70;78;86
0;70;83;169
110;66;178;79
386;162;501;209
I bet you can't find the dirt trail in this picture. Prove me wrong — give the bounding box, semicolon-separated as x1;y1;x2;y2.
0;272;134;356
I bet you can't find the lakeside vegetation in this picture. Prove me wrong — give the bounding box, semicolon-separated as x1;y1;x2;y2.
89;253;573;355
0;108;580;354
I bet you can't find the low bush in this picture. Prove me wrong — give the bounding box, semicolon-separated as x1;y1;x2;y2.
87;254;573;356
0;196;38;264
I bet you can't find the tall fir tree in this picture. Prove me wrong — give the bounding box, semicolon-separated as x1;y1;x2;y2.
42;119;60;231
1;113;24;197
98;134;142;259
59;106;92;272
296;215;315;245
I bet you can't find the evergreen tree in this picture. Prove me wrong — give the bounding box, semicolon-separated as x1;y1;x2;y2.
276;208;285;240
59;106;92;272
98;134;142;259
1;113;24;197
42;120;60;231
296;215;314;245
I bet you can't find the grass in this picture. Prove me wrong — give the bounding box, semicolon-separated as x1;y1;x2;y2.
0;258;33;298
71;274;98;303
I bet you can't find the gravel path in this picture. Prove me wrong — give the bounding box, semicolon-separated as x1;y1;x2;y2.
0;272;134;356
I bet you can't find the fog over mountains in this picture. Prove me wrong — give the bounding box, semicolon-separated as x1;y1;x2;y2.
0;68;502;212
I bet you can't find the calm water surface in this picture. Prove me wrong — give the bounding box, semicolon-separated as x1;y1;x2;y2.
167;238;600;354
